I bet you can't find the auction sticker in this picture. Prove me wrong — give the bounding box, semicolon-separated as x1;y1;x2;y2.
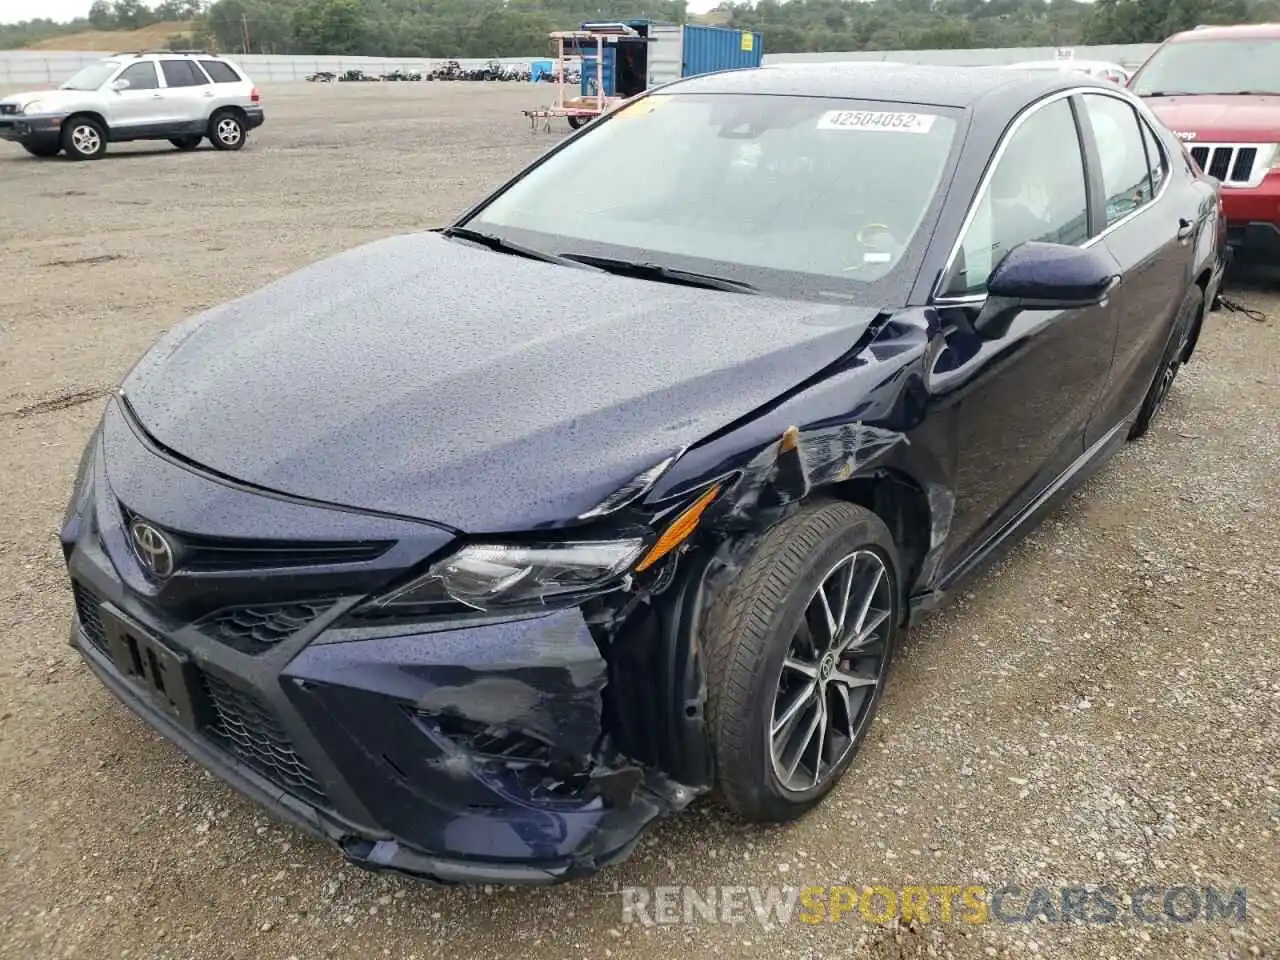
817;110;937;133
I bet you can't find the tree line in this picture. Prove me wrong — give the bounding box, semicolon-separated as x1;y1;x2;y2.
3;0;1280;58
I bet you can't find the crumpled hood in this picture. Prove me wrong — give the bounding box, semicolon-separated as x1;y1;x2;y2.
1144;95;1280;140
121;231;879;532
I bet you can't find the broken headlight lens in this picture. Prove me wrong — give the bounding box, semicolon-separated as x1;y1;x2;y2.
375;539;648;613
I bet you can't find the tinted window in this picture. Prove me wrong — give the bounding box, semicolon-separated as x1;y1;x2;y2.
1130;38;1280;96
199;59;241;83
467;93;960;302
1083;94;1154;227
116;62;159;91
161;59;204;87
944;97;1088;297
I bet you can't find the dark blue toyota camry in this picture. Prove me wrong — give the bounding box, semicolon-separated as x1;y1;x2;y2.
61;63;1226;885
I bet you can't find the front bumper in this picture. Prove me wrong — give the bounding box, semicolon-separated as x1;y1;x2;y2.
62;399;700;885
1221;176;1280;262
0;112;63;147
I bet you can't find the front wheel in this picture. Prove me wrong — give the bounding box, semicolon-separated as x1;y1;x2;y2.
61;117;107;160
704;500;900;823
1129;284;1203;440
208;111;246;151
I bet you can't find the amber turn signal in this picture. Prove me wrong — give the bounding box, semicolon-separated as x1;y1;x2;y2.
634;483;722;572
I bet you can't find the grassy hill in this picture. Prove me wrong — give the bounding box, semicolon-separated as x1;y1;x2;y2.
25;21;195;52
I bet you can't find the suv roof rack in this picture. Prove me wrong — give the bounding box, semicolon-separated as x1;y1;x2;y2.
114;48;216;57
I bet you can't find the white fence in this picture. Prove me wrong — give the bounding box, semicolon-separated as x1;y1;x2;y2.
0;44;1161;88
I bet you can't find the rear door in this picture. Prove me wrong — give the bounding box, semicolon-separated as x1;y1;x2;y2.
1076;91;1191;443
931;94;1117;573
156;59;212;132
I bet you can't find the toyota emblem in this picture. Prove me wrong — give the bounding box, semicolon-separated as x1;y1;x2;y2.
130;521;175;579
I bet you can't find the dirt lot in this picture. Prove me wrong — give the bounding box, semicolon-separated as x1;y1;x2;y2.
0;82;1277;960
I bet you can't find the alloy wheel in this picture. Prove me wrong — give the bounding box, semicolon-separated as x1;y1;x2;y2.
769;549;893;793
216;118;242;146
71;124;101;156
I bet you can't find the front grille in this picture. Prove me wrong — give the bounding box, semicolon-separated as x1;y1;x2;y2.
199;600;334;655
118;504;392;573
201;672;328;807
1189;144;1260;186
72;582;109;654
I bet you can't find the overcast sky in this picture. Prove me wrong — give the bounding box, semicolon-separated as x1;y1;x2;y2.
4;0;722;24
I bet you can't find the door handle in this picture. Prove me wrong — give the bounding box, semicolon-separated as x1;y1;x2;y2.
151;93;162;99
202;91;214;97
1177;218;1195;242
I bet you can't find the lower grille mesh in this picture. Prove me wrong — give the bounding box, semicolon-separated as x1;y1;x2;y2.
200;601;334;655
72;582;109;654
201;673;329;807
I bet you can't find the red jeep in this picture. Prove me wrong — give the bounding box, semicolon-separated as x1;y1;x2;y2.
1129;23;1280;265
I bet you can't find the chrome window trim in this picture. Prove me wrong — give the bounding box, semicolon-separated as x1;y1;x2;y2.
930;85;1172;304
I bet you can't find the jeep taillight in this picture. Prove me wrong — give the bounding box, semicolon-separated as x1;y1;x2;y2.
251;87;260;103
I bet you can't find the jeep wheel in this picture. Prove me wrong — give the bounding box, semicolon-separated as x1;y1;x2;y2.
208;111;246;151
61;118;107;160
170;135;202;151
704;500;901;823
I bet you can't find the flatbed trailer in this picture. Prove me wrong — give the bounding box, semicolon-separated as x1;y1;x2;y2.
522;27;629;132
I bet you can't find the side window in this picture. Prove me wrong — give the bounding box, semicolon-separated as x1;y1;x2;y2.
1081;94;1154;227
116;62;159;91
199;59;242;84
160;60;204;88
944;98;1088;297
1139;117;1167;196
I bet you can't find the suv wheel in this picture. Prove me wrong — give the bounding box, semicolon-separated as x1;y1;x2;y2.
61;118;107;160
208;111;246;151
170;135;202;151
704;500;900;822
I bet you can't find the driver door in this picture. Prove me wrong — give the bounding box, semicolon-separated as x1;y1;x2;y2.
103;61;165;133
930;94;1117;577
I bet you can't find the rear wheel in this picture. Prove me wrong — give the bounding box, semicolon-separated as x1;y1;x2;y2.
1130;284;1203;440
170;135;202;151
566;115;589;130
704;501;900;823
208;110;246;151
61;117;107;160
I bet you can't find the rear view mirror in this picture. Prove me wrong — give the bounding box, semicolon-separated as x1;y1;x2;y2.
976;241;1121;338
110;79;130;91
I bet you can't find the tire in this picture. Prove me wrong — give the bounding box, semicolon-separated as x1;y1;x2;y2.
22;142;60;158
567;115;588;130
169;135;201;151
703;500;901;823
207;110;246;151
1129;284;1203;440
61;117;107;160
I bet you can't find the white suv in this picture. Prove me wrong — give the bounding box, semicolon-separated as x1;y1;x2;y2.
0;51;264;160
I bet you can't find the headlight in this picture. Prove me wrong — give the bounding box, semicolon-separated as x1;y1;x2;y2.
21;100;44;114
374;539;648;614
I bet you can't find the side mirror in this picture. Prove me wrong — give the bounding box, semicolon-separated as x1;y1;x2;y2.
975;241;1120;339
110;78;130;91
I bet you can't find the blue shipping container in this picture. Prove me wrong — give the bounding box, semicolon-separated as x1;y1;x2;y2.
580;47;616;97
680;23;764;78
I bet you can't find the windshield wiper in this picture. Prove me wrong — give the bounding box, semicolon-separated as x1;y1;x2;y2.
439;226;590;269
1139;90;1198;97
1222;90;1280;96
559;253;758;294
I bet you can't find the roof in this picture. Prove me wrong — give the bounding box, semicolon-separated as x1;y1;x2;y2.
1169;22;1280;41
667;61;1106;109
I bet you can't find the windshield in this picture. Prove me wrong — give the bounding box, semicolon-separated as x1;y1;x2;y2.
463;93;960;302
1131;39;1280;95
60;61;119;91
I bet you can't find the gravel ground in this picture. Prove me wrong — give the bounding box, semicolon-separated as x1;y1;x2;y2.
0;83;1277;960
